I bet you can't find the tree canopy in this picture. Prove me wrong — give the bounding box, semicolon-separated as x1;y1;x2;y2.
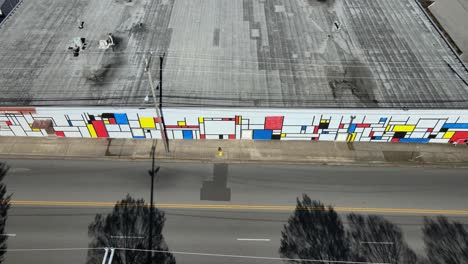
0;162;11;264
279;194;350;263
423;216;468;264
347;214;417;264
87;194;175;264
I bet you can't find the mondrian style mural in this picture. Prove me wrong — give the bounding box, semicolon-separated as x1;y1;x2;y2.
1;107;468;144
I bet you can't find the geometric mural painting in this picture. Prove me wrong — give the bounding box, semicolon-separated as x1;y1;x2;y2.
1;107;468;144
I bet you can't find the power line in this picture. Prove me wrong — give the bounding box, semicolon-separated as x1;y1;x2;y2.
1;247;390;264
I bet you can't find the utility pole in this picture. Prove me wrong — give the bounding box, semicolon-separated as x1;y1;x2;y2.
147;144;160;264
145;53;169;153
158;53;170;150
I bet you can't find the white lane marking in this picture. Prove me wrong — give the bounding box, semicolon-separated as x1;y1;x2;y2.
0;234;16;237
111;236;144;239
360;241;394;245
236;238;270;242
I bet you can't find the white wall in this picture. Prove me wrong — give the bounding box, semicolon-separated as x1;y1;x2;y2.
1;107;468;143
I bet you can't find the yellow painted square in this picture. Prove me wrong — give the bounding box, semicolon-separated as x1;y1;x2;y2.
393;125;416;132
32;128;40;132
140;117;156;129
281;133;286;138
87;124;97;138
347;132;356;142
320;119;327;123
198;117;204;123
104;120;110;124
178;121;186;126
386;125;391;132
443;131;455;139
238;116;242;125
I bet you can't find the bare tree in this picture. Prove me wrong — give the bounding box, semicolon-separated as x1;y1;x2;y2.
86;195;175;264
0;162;11;264
347;214;417;264
279;194;350;263
423;216;468;264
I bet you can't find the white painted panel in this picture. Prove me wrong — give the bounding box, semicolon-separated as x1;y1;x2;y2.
129;121;141;128
236;125;241;139
17;117;31;131
336;133;348;141
70;120;86;127
63;131;83;138
10;126;26;136
54;126;80;132
204;121;235;135
434;120;445;132
68;114;83;120
105;125;121;132
132;129;144;137
410;132;426;138
205;135;220;139
120;125;131;132
355;128;364;133
319;134;337;141
26;132;44;137
77;127;90;138
249;124;264;130
305;126;315;133
151;130;163;139
242;130;253;139
173;130;183;139
363;128;372;136
429;139;450;143
282;126;302;133
416;119;438;128
0;117;8;121
108;132;134;138
0;131;15;136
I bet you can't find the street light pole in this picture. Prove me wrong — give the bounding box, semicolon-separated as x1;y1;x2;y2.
147;145;160;264
145;54;169;153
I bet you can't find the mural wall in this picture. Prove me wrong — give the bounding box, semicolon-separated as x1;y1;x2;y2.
1;107;468;144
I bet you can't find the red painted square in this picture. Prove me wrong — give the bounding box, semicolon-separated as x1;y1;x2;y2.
91;121;109;138
391;138;400;142
5;121;12;126
55;131;65;137
339;124;345;129
369;131;375;137
200;134;206;140
265;116;284;130
228;134;236;139
450;132;468;143
427;128;434;133
356;123;371;128
313;126;319;134
235;116;241;125
154;117;164;123
109;118;116;124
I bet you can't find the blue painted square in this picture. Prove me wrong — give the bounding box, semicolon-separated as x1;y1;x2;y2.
442;123;468;129
375;136;382;140
322;131;329;134
301;126;307;131
114;113;129;125
379;117;387;123
133;136;145;139
183;130;193;140
399;138;430;143
253;130;273;140
349;124;357;133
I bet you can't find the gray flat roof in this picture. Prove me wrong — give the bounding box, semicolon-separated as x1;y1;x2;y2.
0;0;468;108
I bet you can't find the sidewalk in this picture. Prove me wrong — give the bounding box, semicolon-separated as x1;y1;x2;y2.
1;136;468;167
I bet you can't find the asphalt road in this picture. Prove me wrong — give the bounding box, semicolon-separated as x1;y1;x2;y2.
2;159;468;264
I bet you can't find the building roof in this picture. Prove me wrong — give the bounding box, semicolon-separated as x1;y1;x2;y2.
0;0;468;109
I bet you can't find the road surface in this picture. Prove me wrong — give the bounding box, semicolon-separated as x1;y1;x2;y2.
2;159;468;264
